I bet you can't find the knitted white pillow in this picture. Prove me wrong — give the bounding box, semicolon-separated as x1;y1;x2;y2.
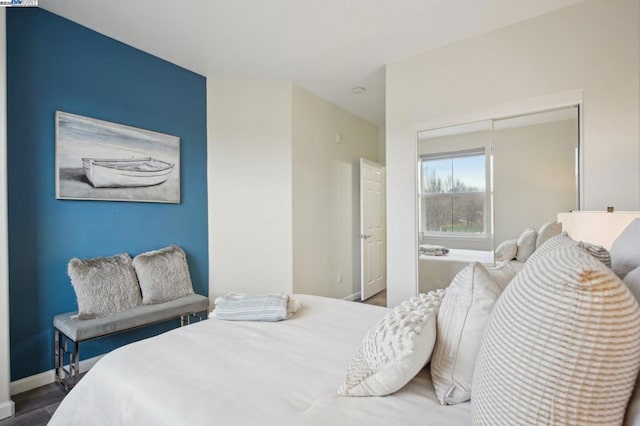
431;262;504;405
472;245;640;425
338;290;445;396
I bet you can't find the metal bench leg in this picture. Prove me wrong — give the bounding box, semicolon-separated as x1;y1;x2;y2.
54;329;61;385
180;311;206;327
72;340;79;386
54;330;80;391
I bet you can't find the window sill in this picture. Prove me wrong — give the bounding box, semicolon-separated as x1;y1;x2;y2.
420;233;492;244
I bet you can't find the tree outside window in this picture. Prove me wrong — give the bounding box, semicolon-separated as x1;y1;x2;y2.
420;149;486;235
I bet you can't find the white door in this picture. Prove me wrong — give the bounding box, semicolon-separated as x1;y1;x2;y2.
360;159;386;301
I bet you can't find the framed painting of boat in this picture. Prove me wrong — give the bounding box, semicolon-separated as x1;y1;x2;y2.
55;111;180;203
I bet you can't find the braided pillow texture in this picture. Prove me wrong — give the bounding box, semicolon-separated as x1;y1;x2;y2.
472;245;640;425
338;290;445;396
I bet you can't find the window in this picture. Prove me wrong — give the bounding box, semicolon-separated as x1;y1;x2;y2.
419;148;487;236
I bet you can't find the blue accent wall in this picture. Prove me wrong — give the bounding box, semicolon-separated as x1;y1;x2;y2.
6;8;208;380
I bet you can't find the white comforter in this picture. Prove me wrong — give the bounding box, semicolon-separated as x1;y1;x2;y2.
49;295;470;425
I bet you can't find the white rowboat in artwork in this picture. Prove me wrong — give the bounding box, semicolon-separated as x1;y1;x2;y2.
82;157;175;188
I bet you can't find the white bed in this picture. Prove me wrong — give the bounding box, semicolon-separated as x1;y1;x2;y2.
49;295;471;426
418;249;495;294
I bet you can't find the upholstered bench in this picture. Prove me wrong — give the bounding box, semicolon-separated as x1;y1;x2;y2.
53;245;210;389
54;293;208;389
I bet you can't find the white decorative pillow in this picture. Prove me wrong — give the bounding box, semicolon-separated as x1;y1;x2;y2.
578;241;611;268
494;239;517;262
430;262;503;405
133;245;194;304
624;266;640;304
67;253;141;319
486;260;520;291
526;232;574;264
625;379;640;426
536;220;562;248
516;227;537;262
528;232;611;268
472;246;640;425
611;219;640;279
338;290;445;397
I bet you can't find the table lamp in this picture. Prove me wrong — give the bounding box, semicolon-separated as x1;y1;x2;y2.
557;211;640;250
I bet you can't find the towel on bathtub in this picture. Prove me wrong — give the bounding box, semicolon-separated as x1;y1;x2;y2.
419;244;449;256
209;293;300;321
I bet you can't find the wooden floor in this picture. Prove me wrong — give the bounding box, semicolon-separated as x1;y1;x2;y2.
0;382;66;426
363;290;387;307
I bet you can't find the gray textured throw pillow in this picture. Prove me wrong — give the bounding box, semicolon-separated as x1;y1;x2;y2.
67;253;142;319
133;245;194;304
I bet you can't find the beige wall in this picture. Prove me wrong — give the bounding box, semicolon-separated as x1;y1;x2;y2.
493;119;578;245
207;80;379;300
386;0;640;306
378;126;386;166
207;79;294;297
292;86;379;299
0;8;15;420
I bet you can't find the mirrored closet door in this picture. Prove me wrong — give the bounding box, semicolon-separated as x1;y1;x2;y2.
416;106;579;295
492;107;579;247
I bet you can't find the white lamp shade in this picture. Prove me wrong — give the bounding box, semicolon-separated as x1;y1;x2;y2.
557;211;640;250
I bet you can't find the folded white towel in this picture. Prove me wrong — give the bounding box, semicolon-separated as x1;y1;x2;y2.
419;244;449;256
209;293;300;321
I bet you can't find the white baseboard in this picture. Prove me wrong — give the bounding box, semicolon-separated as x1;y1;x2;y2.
0;400;15;420
10;355;103;395
342;291;361;301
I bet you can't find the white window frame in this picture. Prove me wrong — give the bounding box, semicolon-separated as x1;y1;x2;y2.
418;147;491;241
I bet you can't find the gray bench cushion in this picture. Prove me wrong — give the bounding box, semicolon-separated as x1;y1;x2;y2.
54;294;209;342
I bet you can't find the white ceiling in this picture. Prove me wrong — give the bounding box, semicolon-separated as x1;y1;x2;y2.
39;0;586;127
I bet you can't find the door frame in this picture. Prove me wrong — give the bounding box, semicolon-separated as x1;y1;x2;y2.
360;158;387;301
